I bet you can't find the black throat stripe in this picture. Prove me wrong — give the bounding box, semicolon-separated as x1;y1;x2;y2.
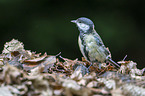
79;32;90;61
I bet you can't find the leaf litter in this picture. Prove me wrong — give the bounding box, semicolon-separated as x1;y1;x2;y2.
0;39;145;96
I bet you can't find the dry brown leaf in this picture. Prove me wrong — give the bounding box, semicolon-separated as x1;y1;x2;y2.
87;81;98;88
24;52;47;63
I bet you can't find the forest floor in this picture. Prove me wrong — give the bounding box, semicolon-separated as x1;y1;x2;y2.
0;39;145;96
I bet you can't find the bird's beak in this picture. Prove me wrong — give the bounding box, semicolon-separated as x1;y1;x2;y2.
71;20;77;23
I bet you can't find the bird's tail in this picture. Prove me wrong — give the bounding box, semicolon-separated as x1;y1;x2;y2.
108;58;120;68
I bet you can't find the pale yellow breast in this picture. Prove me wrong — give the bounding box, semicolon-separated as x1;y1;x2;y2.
82;34;108;63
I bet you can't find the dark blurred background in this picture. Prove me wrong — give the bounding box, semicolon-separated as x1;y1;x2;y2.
0;0;145;68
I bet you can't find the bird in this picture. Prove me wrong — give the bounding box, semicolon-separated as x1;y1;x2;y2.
71;17;120;69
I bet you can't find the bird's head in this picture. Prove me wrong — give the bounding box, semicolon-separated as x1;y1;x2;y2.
71;17;94;33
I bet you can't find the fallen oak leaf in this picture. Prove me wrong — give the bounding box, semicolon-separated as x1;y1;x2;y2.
23;52;47;63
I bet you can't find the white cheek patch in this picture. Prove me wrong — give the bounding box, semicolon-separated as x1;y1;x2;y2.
77;23;90;31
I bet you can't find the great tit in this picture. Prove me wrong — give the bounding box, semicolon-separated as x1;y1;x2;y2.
71;17;120;69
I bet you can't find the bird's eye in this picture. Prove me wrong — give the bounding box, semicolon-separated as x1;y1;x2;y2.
78;21;82;23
